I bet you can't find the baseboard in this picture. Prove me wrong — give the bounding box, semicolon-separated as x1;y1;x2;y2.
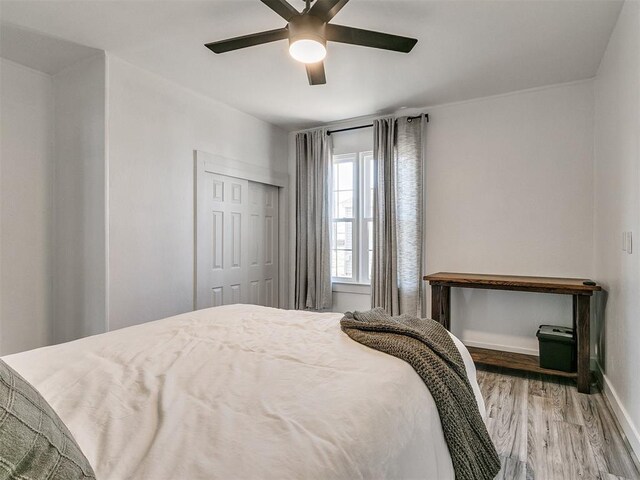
461;339;538;356
463;340;600;370
598;362;640;468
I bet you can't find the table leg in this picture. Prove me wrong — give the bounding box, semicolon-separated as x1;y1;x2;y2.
431;285;451;330
572;295;577;332
576;294;591;394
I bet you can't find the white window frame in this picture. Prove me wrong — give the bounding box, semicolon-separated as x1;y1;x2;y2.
359;151;374;284
331;151;374;285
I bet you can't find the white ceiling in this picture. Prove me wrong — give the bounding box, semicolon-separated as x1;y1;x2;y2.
0;0;622;130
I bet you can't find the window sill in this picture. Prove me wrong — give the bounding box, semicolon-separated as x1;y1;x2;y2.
332;282;371;295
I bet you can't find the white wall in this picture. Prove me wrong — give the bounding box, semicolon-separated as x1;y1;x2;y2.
107;56;288;330
425;81;595;354
331;289;371;314
593;0;640;457
52;54;107;343
1;51;290;344
296;81;596;354
0;59;54;354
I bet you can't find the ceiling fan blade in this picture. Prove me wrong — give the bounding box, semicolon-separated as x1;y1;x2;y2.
306;61;326;85
260;0;299;21
205;28;289;54
325;24;417;53
308;0;350;22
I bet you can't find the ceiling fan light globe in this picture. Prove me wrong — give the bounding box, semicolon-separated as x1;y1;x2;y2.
289;39;327;64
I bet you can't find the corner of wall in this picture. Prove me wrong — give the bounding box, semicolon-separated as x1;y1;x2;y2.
592;0;640;463
598;361;640;469
103;51;111;334
51;50;109;343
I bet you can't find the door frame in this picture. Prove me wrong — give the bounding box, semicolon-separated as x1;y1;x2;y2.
194;150;289;309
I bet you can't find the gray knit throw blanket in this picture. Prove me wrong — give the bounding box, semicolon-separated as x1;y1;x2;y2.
341;308;500;480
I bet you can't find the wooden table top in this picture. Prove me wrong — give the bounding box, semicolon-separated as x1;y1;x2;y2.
423;272;601;295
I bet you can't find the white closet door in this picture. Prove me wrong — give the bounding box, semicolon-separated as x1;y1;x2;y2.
196;172;279;309
247;182;279;307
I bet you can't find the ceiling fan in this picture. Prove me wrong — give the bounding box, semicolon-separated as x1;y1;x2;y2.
204;0;418;86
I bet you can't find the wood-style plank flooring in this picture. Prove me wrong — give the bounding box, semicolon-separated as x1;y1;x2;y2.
476;366;640;480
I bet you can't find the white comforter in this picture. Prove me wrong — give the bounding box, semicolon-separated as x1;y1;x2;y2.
3;305;485;480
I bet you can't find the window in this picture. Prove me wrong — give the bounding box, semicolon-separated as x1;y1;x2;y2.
331;151;374;284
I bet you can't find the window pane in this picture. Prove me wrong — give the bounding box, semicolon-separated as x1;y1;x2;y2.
332;220;354;279
335;250;353;278
331;151;374;284
335;221;352;249
337;191;353;218
337;162;353;190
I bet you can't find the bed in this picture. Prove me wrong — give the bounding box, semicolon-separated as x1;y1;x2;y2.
3;304;485;480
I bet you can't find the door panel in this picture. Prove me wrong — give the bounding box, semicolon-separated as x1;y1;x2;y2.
246;182;279;308
196;171;279;309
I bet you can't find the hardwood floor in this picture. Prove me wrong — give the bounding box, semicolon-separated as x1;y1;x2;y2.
476;366;640;480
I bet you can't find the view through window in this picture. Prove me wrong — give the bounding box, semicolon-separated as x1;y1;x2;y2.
331;150;374;284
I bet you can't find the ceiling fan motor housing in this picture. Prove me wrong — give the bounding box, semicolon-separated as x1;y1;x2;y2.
288;15;327;47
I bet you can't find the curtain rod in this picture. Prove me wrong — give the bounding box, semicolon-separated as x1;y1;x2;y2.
327;113;429;136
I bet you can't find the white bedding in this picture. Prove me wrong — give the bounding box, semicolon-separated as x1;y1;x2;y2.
3;305;485;480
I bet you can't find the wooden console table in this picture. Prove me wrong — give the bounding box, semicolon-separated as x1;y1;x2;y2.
423;272;601;394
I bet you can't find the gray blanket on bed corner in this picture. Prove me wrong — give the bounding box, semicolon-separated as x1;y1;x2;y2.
340;308;500;480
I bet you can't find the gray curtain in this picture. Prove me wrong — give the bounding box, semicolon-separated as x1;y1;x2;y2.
371;116;424;316
295;128;333;310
